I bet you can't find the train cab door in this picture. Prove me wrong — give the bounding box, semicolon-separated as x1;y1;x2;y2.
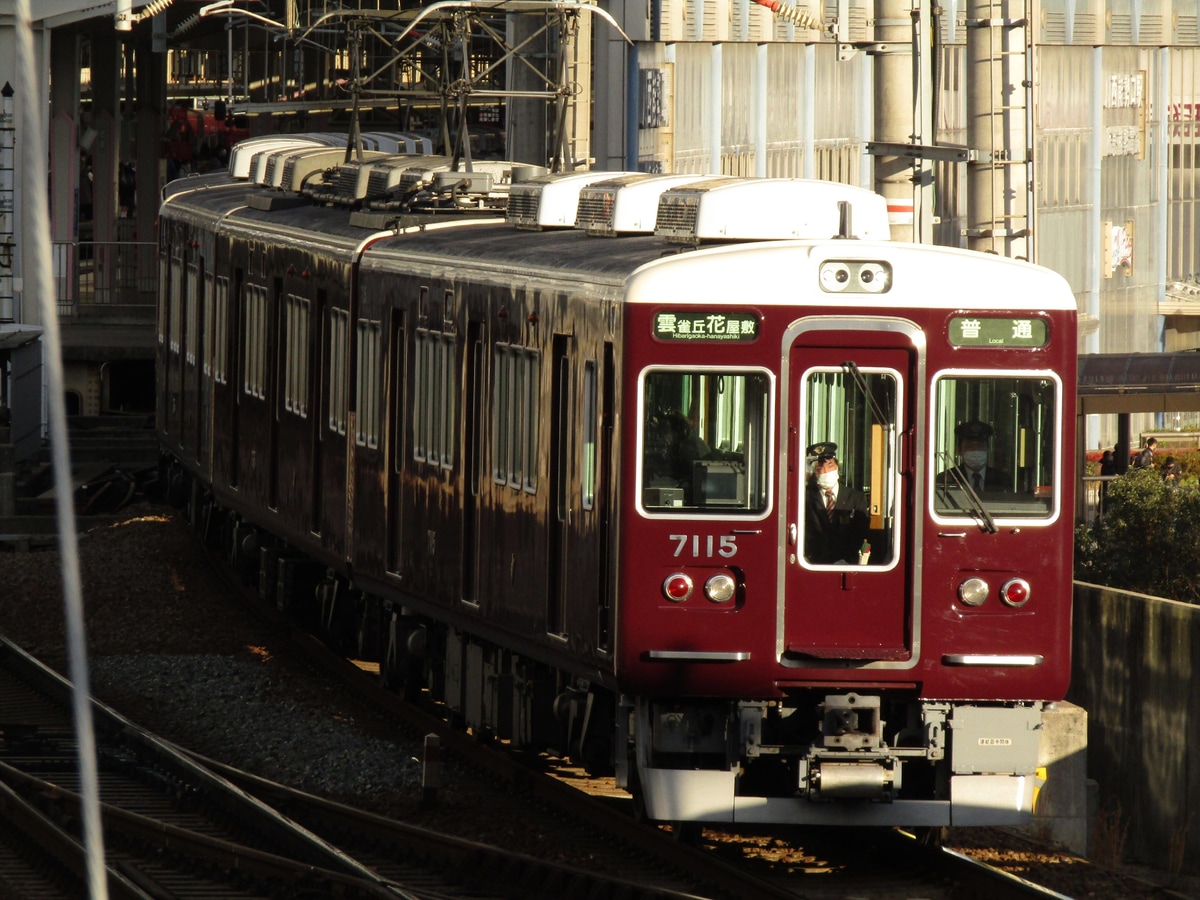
783;324;917;664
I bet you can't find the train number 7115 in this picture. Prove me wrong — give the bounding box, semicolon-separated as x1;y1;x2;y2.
669;534;738;559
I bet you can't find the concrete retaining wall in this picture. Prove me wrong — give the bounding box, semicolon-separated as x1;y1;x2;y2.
1069;581;1199;872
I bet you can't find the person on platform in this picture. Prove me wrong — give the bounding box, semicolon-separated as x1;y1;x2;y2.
1133;437;1158;469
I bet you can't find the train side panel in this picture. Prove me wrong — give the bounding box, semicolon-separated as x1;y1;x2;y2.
355;236;622;669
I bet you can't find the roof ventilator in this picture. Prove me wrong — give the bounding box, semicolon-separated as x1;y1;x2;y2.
654;178;892;244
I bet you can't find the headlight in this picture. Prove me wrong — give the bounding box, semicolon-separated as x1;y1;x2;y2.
819;262;852;292
704;573;737;603
819;260;893;294
958;577;989;607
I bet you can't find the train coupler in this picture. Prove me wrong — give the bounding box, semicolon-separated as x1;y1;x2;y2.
801;756;901;800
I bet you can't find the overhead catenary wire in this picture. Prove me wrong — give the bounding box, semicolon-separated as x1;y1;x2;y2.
13;0;108;897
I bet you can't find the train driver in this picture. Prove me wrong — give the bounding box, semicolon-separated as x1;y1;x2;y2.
643;407;711;505
943;420;1012;495
804;442;870;565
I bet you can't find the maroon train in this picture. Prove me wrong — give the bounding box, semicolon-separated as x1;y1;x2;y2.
157;141;1078;828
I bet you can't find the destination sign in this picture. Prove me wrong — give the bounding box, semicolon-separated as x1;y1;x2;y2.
950;316;1048;348
653;311;759;342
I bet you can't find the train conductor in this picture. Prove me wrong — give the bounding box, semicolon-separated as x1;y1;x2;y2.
804;442;870;565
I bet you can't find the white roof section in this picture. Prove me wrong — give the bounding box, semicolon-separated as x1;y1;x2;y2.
655;178;892;243
575;173;723;236
229;137;330;179
506;171;637;230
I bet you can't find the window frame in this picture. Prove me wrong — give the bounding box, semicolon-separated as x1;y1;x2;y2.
636;365;775;519
928;368;1064;526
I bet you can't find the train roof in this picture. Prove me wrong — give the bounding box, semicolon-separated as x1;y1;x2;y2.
362;221;1076;315
160;139;1076;317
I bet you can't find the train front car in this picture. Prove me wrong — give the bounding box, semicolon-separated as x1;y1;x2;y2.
615;181;1077;828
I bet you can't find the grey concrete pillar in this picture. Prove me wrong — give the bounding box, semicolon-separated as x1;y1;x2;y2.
49;29;79;247
965;0;1030;258
89;33;122;247
873;0;917;243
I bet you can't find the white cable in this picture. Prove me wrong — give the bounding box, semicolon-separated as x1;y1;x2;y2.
13;1;108;897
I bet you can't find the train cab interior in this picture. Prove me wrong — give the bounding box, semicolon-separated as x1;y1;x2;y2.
639;369;771;514
931;374;1060;522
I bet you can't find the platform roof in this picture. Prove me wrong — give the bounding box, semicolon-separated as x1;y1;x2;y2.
1078;353;1200;415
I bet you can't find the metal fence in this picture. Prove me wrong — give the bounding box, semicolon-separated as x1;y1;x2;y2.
52;240;157;317
1080;475;1117;526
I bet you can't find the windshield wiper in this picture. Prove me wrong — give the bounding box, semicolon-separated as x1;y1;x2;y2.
937;451;998;534
842;361;892;431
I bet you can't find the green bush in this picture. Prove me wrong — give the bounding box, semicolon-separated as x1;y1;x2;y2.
1076;467;1200;603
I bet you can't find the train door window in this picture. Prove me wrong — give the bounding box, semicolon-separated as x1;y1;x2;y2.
168;252;183;355
582;360;597;511
355;319;381;447
158;240;170;346
213;277;229;385
802;368;900;567
328;307;350;435
931;373;1060;520
413;328;456;469
185;261;199;366
283;295;310;418
243;284;268;399
492;343;540;492
639;368;771;515
202;269;214;377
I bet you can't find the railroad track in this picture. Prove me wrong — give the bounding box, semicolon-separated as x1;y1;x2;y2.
0;635;706;900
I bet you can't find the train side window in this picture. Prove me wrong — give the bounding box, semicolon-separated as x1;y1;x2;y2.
202;269;214;377
639;368;771;515
355;319;381;447
492;343;540;491
413;328;457;469
213;277;229;385
168;252;183;355
582;360;597;511
157;240;170;346
328;307;350;435
185;261;199;366
243;284;267;400
931;374;1059;520
284;295;310;418
802;368;899;567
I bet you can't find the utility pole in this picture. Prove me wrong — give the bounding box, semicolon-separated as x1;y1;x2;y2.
865;0;939;244
862;0;1031;254
873;0;936;244
964;0;1032;259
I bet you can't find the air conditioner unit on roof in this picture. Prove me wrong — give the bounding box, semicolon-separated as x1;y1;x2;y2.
655;177;891;243
506;171;637;230
576;173;723;236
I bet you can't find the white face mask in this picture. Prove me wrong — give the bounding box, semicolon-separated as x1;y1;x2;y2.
816;471;840;490
962;450;988;470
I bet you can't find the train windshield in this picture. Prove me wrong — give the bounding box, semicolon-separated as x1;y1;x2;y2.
931;374;1059;520
640;369;771;514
